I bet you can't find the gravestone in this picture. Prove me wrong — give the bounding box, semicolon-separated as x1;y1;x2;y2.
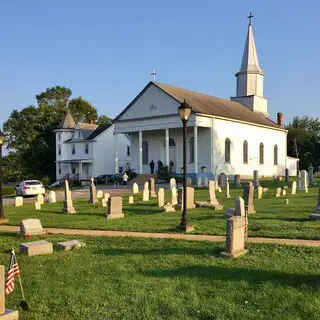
203;177;208;188
37;193;44;205
308;164;314;182
298;170;308;193
0;264;19;319
169;178;176;190
133;183;139;194
291;181;297;194
310;188;320;220
253;170;259;187
20;218;46;236
234;174;241;187
158;188;165;207
177;187;195;210
62;180;76;213
186;177;192;186
56;240;86;251
101;199;107;207
142;188;149;201
284;199;289;205
171;187;177;206
218;187;222;193
220;216;248;258
282;189;287;196
15;197;23;207
285;168;289;184
235;196;245;217
197;177;202;188
219;172;227;188
208;180;223;209
163;203;175;212
224;208;236;219
106;197;124;219
96;190;103;199
263;188;268;193
104;193;110;202
20;240;53;256
243;182;256;214
149;178;157;197
257;186;263;199
144;181;149;190
48;191;56;203
275;187;281;197
89;177;97;204
35;202;41;210
225;179;231;199
128;196;134;204
214;171;219;190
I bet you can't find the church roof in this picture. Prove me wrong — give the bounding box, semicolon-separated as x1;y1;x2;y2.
58;111;76;129
86;122;113;140
153;82;281;129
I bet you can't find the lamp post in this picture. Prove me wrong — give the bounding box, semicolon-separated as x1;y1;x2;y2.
0;130;5;219
177;100;194;232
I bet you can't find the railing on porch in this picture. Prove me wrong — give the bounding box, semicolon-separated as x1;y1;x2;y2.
58;173;70;186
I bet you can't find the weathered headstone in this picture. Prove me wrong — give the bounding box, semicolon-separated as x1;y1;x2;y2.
208;180;223;209
177;187;195;210
35;202;41;210
197;177;202;188
282;189;287;196
163;203;175;212
203;177;208;188
224;208;236;219
310;188;320;220
234;196;245;217
169;178;176;190
220;216;248;258
262;188;268;193
144;181;149;190
37;193;44;205
20;240;53;256
234;174;241;187
253;170;259;187
158;188;165;207
171;187;177;206
106;197;124;219
219;172;227;188
285;168;289;184
104;193;110;202
243;182;256;214
308;164;314;182
101;199;107;207
0;264;19;319
291;181;297;195
284;199;289;205
89;177;97;204
20;218;46;236
298;170;308;193
214;171;219;190
149;178;157;197
142;188;149;201
48;191;56;203
56;240;86;251
225;179;231;199
257;186;263;199
275;187;281;197
186;177;192;186
97;190;103;199
62;180;76;213
133;183;139;194
15;197;23;207
128;196;134;204
218;187;222;193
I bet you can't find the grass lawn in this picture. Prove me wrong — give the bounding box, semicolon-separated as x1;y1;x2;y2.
3;179;320;240
1;233;320;320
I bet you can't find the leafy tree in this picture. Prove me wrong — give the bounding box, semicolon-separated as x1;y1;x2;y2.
286;116;320;170
96;114;112;124
68;97;98;123
36;86;72;109
2;152;26;182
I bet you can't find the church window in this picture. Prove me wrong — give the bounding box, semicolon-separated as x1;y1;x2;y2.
225;138;231;163
189;137;194;163
243;140;248;164
58;144;61;156
127;146;130;156
259;143;264;165
59;168;61;174
72;144;75;155
78;131;81;138
274;145;278;165
58;133;61;141
85;144;89;154
164;138;176;147
142;141;148;165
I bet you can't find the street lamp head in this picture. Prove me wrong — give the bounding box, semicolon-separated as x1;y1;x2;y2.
0;130;5;145
178;100;192;122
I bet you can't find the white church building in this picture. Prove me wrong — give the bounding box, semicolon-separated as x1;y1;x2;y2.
113;18;297;180
55;111;130;181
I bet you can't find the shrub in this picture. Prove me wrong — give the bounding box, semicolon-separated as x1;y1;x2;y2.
2;186;14;196
157;166;171;182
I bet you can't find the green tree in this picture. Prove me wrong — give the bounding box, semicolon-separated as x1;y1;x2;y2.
286;116;320;170
2;152;27;182
68;97;98;123
96;114;112;124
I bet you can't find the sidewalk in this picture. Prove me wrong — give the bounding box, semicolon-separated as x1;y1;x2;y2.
1;226;320;247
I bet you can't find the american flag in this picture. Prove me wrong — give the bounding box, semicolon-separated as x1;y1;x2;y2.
5;250;20;295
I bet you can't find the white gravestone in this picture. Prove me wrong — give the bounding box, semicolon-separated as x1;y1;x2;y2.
169;178;176;190
37;194;44;205
299;170;308;193
56;240;86;251
158;188;165;207
128;196;134;204
276;188;281;197
35;202;41;210
48;191;56;203
291;181;297;195
97;190;103;199
257;186;263;199
171;187;177;206
20;219;46;236
197;177;202;188
133;183;139;194
15;197;23;207
143;188;149;202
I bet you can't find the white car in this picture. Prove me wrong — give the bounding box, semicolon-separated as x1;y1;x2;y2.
15;180;46;197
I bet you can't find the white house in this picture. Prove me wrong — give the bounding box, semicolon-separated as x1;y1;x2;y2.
113;18;298;180
55;111;131;181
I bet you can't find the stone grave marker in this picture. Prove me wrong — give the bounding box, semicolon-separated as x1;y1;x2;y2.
97;190;103;199
35;202;41;210
101;199;107;207
62;180;76;213
20;218;46;236
257;186;263;199
186;177;192;186
149;178;157;197
142;187;149;201
197;177;202;188
106;197;124;219
235;196;245;217
310;188;320;220
128;196;134;204
163;203;175;212
299;170;308;193
214;172;219;190
37;193;44;205
262;188;268;193
48;191;56;203
276;187;281;197
284;199;289;205
220;216;248;258
282;189;287;196
253;170;259;187
133;183;139;194
308;164;314;182
144;181;149;190
219;172;227;188
224;208;236;219
15;197;23;207
234;174;241;187
20;240;53;256
285;168;289;184
89;177;97;204
170;178;176;190
218;187;222;193
225;179;231;199
208;180;223;209
56;240;86;251
204;177;208;187
243;182;256;214
171;187;177;206
291;181;297;194
177;187;195;210
158;188;165;207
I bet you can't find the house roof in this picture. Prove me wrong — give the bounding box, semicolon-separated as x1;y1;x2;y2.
58;111;76;129
78;122;99;131
86;122;113;140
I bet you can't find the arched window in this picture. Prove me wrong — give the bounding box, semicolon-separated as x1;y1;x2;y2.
225;138;231;163
274;145;278;165
142;141;148;165
243;140;248;164
164;138;176;147
189;137;194;163
259;143;264;165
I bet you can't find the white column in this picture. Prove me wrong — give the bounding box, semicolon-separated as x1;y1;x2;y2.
79;161;82;181
139;131;143;174
211;118;215;174
165;128;169;167
114;133;118;174
194;126;198;174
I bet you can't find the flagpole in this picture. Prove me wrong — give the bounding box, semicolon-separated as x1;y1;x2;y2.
17;274;26;301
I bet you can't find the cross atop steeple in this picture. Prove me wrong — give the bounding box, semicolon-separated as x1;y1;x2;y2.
150;70;156;82
247;12;254;26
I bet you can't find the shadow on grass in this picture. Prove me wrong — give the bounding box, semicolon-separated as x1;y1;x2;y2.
143;265;320;288
251;216;310;222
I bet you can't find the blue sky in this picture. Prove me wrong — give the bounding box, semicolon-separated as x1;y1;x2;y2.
0;0;319;130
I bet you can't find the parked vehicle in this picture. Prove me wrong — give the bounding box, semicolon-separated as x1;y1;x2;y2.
94;174;112;185
15;180;46;197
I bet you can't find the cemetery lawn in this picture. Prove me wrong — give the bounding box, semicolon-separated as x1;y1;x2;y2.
2;233;320;320
3;180;320;240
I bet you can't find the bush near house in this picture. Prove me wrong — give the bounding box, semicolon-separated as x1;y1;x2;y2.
2;185;14;196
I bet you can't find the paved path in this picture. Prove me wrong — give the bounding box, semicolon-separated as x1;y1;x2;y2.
1;226;319;247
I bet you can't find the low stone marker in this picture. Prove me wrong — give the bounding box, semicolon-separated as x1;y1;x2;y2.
101;199;107;207
299;170;308;193
257;186;263;199
35;202;41;210
15;197;23;207
285;168;289;184
20;219;46;236
204;177;208;188
197;177;202;188
106;197;124;219
225;179;231;199
177;187;195;210
89;177;97;204
37;194;44;205
163;203;175;212
97;190;103;199
284;199;289;205
171;187;177;206
142;188;149;201
234;174;241;188
263;188;268;193
282;189;287;196
133;183;139;194
128;196;134;204
276;187;281;197
20;240;53;256
310;188;320;220
291;181;297;195
243;182;256;214
253;170;259;187
149;178;157;198
104;193;110;202
218;187;222;193
0;264;19;319
220;216;248;258
208;180;223;210
235;196;245;217
48;191;56;203
170;178;176;190
186;177;192;186
158;188;165;207
219;172;227;188
56;240;86;251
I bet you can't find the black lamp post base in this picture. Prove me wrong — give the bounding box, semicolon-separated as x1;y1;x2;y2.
176;224;195;233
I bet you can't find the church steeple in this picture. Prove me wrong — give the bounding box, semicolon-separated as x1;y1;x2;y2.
231;13;268;116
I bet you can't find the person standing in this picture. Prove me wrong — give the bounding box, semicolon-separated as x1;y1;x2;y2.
149;160;155;174
122;172;128;188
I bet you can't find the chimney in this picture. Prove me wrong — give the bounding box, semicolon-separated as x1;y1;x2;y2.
90;120;94;125
277;113;283;127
